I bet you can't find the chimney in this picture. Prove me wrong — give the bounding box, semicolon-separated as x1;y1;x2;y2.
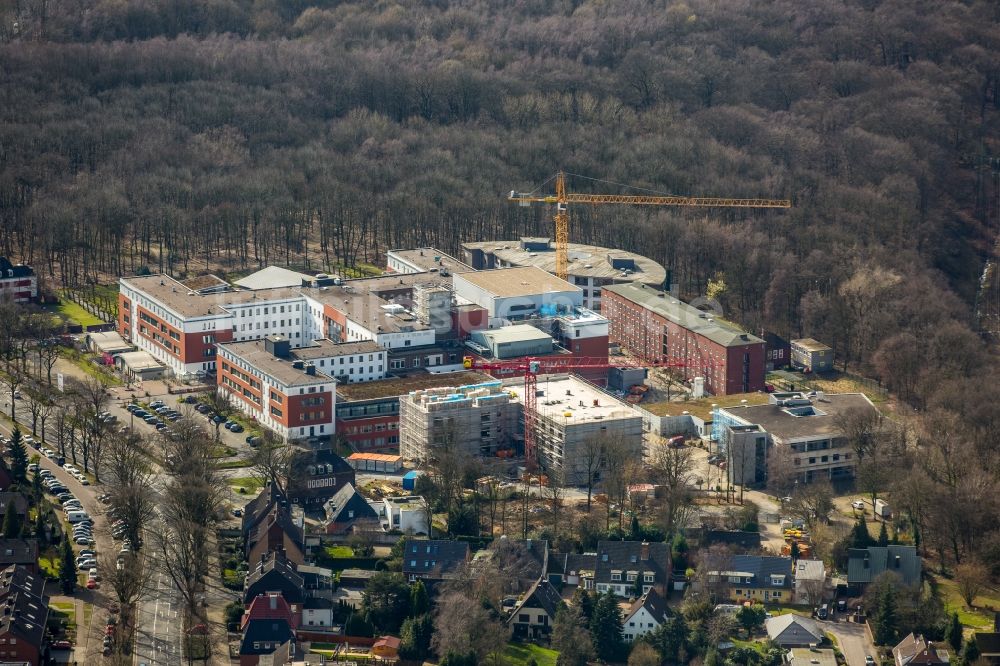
270;594;277;610
640;542;650;561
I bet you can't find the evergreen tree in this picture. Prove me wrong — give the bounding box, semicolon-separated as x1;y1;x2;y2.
671;533;689;571
553;603;594;666
852;515;874;549
345;611;374;637
33;508;46;545
877;522;889;547
410;580;429;617
7;428;27;483
59;538;76;594
590;592;625;662
646;614;689;663
944;612;963;654
398;614;433;660
630;514;641;539
963;635;980;664
704;648;721;666
572;587;594;627
790;541;800;559
872;584;898;646
30;469;42;503
2;502;21;538
439;651;477;666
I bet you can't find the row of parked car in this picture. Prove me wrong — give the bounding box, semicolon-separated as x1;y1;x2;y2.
126;399;183;431
191;402;246;432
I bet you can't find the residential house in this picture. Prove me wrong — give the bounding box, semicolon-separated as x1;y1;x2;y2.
338;569;378;588
699;530;763;552
244;552;305;607
975;615;1000;664
246;507;305;567
847;546;921;593
0;494;27;523
296;564;334;595
623;589;674;643
558;552;597;590
786;648;837;666
240;592;298;666
0;541;38;575
708;555;793;604
793;559;826;605
0;565;47;665
401;539;470;583
286;449;356;508
765;614;824;647
242;484;289;540
323;484;379;536
892;633;951;666
594;541;670;597
486;538;549;595
507;578;563;640
383;496;429;535
372;636;401;660
301;598;334;629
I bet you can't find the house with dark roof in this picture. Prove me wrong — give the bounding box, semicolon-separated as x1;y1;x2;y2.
244;552;305;607
0;495;27;524
847;546;921;592
246;507;305;567
892;633;951;666
553;552;598;590
0;540;38;574
287;449;356;508
707;555;793;603
401;539;470;583
0;566;43;602
240;592;297;666
623;589;674;643
594;541;670;597
301;597;334;629
507;577;563;640
976;633;1000;663
242;484;289;540
0;586;48;665
699;529;763;551
486;538;549;595
765;614;824;647
323;483;379;535
0;258;37;303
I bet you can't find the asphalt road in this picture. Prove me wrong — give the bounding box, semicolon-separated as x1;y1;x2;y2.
133;568;182;666
823;617;876;666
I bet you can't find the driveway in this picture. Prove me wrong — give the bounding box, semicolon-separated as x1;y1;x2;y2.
823;617;875;666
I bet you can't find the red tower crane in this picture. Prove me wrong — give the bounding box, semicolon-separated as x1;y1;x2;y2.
462;355;716;467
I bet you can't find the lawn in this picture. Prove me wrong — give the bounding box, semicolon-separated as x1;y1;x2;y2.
50;299;105;327
229;476;263;493
931;574;1000;630
503;642;558;666
324;545;355;559
38;553;59;579
62;348;123;386
48;604;77;636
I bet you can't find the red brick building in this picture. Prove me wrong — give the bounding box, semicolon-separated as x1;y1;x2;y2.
602;283;765;396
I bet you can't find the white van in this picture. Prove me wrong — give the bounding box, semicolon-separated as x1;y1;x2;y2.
66;511;91;524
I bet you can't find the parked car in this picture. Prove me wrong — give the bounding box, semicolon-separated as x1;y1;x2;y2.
852;500;866;510
229;423;244;433
50;640;73;650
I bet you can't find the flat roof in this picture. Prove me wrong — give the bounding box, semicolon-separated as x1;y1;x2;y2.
792;338;832;352
218;339;332;387
336;371;494;402
462;240;665;285
117;350;163;371
302;284;434;335
120;274;302;318
454;266;580;298
642;392;771;420
480;325;553;345
347;453;402;462
388;248;472;273
291;339;382;360
603;282;764;348
234;266;315;290
721;393;877;441
787;649;836;666
503;374;640;424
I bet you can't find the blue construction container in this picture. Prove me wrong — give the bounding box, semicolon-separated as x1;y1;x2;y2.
402;470;420;491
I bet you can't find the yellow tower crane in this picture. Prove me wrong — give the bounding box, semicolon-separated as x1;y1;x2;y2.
509;171;792;280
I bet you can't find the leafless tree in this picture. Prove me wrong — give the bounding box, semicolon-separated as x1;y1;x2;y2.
22;381;52;437
105;431;157;551
100;549;154;655
431;588;509;662
650;443;696;536
695;544;735;603
603;434;639;531
545;464;566;538
0;369;22;420
954;560;988;607
579;434;605;512
247;430;291;494
787;477;835;529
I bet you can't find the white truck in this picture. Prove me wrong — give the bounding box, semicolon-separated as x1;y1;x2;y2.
875;499;892;519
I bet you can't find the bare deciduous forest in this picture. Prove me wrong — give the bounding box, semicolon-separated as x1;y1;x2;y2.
2;7;1000;370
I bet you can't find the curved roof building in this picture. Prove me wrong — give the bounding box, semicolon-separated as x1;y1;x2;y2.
461;237;665;310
